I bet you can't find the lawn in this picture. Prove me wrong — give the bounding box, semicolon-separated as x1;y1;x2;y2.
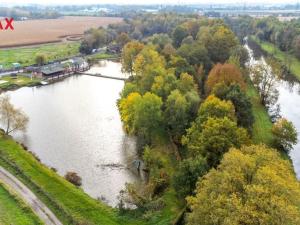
0;183;43;225
0;42;80;69
251;36;300;81
0;75;41;91
246;81;274;146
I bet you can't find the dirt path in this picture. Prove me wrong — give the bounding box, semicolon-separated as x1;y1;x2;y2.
0;166;63;225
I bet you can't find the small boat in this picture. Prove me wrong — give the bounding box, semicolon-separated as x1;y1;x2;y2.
40;81;48;85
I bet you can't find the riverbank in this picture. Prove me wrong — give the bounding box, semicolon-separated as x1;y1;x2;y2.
0;132;183;225
249;36;300;81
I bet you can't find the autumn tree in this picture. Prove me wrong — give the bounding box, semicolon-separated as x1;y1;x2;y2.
206;63;246;94
121;41;144;74
187;145;300;225
0;95;29;135
116;32;130;48
272;118;297;152
118;92;142;134
197;95;236;124
151;72;177;100
183;117;249;167
176;73;198;94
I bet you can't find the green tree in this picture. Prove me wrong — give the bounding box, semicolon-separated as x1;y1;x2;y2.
173;156;208;197
176;73;198;94
172;26;188;48
183;117;250;167
213;83;254;131
35;54;47;66
272;118;297;152
165;90;190;140
187;145;300;225
133;92;164;140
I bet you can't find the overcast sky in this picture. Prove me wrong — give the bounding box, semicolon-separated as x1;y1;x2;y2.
1;0;299;6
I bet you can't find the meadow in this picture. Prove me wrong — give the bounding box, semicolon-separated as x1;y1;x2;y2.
0;42;80;69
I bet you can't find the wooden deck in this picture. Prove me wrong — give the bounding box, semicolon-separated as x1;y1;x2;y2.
78;72;127;81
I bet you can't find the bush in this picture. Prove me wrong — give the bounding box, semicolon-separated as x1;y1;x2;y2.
65;172;82;186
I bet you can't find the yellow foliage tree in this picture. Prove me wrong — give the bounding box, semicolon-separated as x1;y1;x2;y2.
187;145;300;225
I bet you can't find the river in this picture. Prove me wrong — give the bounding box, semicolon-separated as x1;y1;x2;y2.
7;60;141;206
245;43;300;179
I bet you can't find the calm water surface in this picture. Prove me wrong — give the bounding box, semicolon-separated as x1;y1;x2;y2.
8;61;140;206
246;44;300;178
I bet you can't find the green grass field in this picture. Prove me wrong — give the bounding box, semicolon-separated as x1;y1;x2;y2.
0;42;80;69
251;36;300;81
0;183;43;225
0;75;41;90
246;81;274;146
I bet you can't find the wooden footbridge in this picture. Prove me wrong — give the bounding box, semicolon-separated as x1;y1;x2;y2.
78;72;127;81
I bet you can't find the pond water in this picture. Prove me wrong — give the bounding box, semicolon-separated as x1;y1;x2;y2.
8;60;141;206
245;43;300;179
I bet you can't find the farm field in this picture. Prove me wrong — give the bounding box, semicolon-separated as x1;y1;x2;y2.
0;16;122;48
0;42;80;69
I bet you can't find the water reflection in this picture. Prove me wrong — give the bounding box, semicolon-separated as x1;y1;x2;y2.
7;61;141;206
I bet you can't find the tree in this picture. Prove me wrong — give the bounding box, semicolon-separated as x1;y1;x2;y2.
199;25;238;63
212;83;254;131
272;118;297;152
172;26;188;48
206;63;246;94
133;92;164;140
35;54;47;66
173;156;208;197
177;42;210;69
151;72;177;100
197;95;236;124
293;35;300;60
176;73;198;94
0;95;29;135
121;41;144;74
116;32;130;48
118;92;142;134
165;90;190;140
183;117;250;167
251;59;280;107
230;45;249;67
187;145;300;225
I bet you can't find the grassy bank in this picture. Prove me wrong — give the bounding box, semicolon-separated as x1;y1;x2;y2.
0;183;43;225
0;42;80;69
0;132;182;225
246;80;274;146
250;36;300;80
0;75;41;91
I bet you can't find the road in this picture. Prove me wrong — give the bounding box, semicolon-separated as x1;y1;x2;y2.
0;166;63;225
